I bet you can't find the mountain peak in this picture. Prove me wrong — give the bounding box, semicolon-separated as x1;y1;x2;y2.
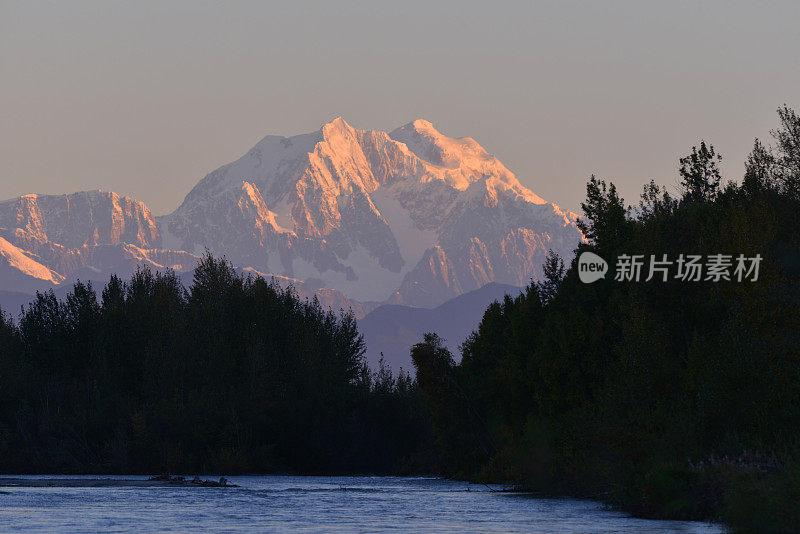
160;118;582;304
409;118;437;133
321;116;355;137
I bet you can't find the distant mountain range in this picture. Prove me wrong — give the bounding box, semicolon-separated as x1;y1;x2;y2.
359;282;523;372
0;118;582;361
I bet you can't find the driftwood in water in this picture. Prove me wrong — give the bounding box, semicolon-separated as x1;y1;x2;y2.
147;474;237;487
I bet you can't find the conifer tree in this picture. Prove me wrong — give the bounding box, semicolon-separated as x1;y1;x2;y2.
679;140;722;202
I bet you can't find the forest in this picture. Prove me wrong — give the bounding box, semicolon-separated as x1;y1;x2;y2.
411;106;800;532
0;255;434;475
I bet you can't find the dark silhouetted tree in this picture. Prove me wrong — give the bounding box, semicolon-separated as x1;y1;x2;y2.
679;140;722;203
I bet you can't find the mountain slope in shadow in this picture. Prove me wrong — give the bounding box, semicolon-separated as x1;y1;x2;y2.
360;282;523;373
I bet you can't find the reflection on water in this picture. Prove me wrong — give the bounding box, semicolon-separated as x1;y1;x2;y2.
0;475;724;533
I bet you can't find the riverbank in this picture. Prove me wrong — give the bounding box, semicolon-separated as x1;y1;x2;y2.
498;453;799;533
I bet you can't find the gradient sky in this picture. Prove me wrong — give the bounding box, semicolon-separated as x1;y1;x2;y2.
2;0;799;215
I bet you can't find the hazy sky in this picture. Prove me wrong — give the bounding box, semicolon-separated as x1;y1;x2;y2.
2;1;799;215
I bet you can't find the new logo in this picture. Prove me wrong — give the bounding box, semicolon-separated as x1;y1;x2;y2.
578;252;608;283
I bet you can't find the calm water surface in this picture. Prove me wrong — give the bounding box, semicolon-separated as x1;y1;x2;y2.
0;475;724;533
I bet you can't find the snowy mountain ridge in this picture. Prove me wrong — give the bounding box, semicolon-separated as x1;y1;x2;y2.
0;118;583;312
159;117;582;305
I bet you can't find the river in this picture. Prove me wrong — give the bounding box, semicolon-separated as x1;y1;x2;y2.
0;475;724;532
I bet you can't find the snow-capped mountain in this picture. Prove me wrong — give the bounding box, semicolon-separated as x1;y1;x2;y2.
160;117;582;306
0;190;198;289
0;235;64;293
0;118;583;314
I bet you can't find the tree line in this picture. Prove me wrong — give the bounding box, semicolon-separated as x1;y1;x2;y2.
411;106;800;532
0;255;435;475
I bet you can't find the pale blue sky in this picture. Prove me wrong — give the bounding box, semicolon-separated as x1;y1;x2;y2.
2;0;799;214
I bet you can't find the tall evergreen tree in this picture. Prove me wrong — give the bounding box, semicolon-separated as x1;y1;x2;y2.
679;140;722;203
577;175;627;250
539;250;565;304
743;138;775;194
772;105;800;195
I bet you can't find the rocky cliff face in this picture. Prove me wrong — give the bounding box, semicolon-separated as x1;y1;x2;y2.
0;191;195;290
0;191;160;249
